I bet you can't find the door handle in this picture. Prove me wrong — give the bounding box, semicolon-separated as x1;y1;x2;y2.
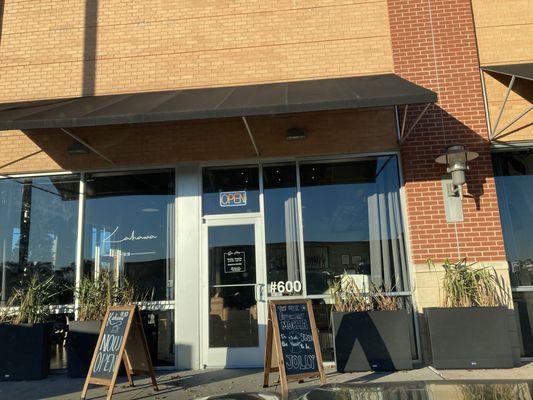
254;283;265;302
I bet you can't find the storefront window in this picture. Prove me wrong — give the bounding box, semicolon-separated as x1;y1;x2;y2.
494;152;533;286
263;164;302;296
82;170;175;301
0;175;79;305
141;309;175;366
513;291;533;357
82;170;175;366
203;166;260;215
300;157;408;295
493;151;533;357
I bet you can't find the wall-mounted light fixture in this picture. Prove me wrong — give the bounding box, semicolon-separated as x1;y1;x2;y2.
435;144;478;197
286;127;307;141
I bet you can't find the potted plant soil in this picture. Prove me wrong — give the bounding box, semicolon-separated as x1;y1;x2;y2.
330;274;413;372
0;276;55;381
66;272;149;378
425;259;514;369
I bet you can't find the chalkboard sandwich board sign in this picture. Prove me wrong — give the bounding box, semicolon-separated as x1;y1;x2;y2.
263;299;326;399
81;305;158;400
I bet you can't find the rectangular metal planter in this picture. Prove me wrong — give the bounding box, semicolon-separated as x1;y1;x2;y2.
425;307;514;369
0;322;53;381
331;310;413;372
66;320;102;378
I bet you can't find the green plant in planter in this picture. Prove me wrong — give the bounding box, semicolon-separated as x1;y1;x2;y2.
329;273;370;312
431;259;510;307
328;272;412;372
425;259;514;369
0;276;56;324
328;272;402;312
67;271;153;378
75;271;151;321
0;276;57;381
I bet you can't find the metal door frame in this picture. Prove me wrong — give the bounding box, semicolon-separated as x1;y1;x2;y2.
200;215;267;368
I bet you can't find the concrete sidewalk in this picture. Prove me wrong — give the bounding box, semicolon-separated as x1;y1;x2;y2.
0;364;532;400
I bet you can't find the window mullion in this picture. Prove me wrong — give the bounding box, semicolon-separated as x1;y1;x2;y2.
296;161;308;297
74;173;85;320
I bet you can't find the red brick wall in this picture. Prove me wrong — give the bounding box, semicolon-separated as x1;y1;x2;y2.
387;0;505;263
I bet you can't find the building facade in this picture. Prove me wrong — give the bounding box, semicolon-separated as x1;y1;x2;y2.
0;0;531;369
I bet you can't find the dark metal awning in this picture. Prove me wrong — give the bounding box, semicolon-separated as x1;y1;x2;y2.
0;74;436;131
482;63;533;81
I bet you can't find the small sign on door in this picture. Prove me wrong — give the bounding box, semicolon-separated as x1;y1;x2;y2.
224;250;246;273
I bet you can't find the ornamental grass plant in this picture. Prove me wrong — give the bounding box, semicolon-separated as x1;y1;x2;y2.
329;272;402;312
75;271;152;321
461;383;530;400
0;276;56;324
429;259;510;308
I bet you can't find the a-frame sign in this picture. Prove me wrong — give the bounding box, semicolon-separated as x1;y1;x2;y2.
263;299;326;399
81;305;158;400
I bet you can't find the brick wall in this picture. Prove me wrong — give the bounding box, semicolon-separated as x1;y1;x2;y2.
0;0;393;102
387;0;506;264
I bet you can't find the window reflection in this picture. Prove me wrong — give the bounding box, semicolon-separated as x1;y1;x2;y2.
82;170;175;301
0;176;79;305
300;157;407;295
141;309;175;366
494;152;533;286
493;152;533;357
208;225;258;348
513;292;533;357
263;164;302;296
203;166;259;215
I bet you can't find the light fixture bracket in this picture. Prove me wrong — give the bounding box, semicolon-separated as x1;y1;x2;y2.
435;144;478;197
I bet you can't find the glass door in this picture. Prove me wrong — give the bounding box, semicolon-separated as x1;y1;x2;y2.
202;217;266;367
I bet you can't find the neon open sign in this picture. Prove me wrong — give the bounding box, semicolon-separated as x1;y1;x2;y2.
219;191;247;207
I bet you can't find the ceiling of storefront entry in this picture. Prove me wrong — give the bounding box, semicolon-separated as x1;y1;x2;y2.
0;107;400;175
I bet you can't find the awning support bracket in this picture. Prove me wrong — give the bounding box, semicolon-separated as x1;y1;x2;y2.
60;128;115;165
492;105;533;140
491;75;515;140
399;103;431;145
241;116;260;157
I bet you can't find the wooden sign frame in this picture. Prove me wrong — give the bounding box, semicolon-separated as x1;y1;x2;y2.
263;299;326;399
81;305;158;400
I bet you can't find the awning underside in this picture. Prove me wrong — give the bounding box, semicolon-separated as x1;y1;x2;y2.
482;63;533;81
0;74;436;131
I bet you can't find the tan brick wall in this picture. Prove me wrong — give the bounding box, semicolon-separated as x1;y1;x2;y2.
0;108;398;175
0;0;393;102
471;0;533;66
471;0;533;143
